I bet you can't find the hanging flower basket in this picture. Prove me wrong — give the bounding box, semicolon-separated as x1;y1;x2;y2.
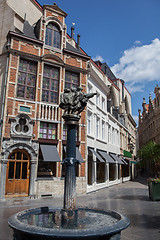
147;178;160;201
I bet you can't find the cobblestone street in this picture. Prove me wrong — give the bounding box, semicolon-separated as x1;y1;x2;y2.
0;177;160;240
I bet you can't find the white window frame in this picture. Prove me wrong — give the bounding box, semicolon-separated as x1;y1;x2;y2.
96;91;100;106
88;83;92;94
102;120;105;140
96;116;100;138
102;97;105;110
108;124;111;143
87;111;92;135
112;127;114;144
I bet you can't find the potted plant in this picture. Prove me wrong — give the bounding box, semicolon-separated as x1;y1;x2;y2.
138;141;160;201
147;178;160;201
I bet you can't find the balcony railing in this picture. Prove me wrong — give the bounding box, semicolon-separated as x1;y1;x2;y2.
39;103;59;121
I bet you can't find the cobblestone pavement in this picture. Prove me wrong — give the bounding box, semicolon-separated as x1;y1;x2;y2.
0;177;160;240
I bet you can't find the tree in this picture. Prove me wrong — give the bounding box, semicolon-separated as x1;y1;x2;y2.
138;141;160;177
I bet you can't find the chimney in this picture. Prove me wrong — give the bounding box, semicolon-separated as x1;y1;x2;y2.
71;26;74;39
121;79;125;101
77;34;80;48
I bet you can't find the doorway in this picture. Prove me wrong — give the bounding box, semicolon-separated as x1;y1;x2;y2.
5;150;30;197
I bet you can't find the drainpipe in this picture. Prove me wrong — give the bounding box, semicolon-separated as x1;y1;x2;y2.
0;38;10;145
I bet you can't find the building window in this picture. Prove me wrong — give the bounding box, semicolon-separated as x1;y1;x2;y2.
63;124;79;141
65;71;79;89
96;116;100;138
117;130;119;146
39;122;57;139
38;148;56;178
17;59;37;100
112;127;114;144
102;97;105;110
88;83;92;93
96;92;100;106
87;111;92;135
108;124;111;143
45;23;61;49
102;120;105;140
42;65;59;104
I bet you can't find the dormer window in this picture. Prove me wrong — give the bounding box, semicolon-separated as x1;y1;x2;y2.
45;23;61;49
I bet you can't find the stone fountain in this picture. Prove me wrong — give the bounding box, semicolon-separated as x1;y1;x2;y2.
8;87;129;240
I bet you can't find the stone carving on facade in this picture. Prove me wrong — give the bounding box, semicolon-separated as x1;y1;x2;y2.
10;113;34;138
1;139;38;160
59;87;96;116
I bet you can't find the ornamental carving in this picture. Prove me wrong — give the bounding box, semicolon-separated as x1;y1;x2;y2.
10;114;34;138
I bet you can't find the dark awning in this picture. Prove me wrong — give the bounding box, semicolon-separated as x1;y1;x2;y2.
98;150;115;164
120;156;128;165
110;153;124;165
40;144;61;162
88;148;105;162
64;146;84;163
76;147;84;163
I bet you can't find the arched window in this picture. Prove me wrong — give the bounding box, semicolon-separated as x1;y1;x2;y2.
45;23;61;49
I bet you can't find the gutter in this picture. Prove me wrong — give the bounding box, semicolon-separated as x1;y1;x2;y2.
0;39;10;145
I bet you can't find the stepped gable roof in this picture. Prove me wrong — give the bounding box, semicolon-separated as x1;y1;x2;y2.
43;3;67;17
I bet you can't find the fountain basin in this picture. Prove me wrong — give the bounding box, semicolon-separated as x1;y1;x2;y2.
8;207;130;240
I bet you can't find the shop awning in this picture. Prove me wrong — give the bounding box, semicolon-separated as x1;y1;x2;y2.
40;144;61;162
110;153;124;164
120;156;128;165
64;146;84;163
76;147;84;163
98;150;115;164
88;148;105;162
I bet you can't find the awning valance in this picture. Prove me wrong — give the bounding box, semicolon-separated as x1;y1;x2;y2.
110;153;124;165
98;150;115;164
40;144;61;162
88;148;105;162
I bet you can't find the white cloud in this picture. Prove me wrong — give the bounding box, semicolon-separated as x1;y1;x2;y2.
111;38;160;93
134;40;141;45
92;55;104;62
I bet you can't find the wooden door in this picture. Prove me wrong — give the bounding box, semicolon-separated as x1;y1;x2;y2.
5;150;30;197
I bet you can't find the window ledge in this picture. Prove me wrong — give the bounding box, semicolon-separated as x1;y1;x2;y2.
44;44;62;53
87;134;94;139
96;138;107;144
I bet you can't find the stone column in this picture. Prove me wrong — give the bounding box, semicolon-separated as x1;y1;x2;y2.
63;115;80;210
0;159;8;200
29;159;37;199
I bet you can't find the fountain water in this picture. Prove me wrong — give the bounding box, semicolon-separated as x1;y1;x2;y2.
8;87;129;240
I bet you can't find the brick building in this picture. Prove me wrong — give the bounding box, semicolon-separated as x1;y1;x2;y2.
0;0;89;199
138;85;160;147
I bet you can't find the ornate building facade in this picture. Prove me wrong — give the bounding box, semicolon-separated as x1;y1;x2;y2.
0;0;89;199
138;85;160;147
0;0;137;199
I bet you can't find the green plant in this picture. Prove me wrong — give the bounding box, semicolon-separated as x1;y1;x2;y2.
138;141;160;177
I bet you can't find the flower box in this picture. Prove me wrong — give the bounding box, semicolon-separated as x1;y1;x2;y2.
147;178;160;201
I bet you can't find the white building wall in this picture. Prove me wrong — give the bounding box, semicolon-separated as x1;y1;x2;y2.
87;63;121;193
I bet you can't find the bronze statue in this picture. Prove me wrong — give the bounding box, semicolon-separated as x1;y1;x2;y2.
59;87;96;115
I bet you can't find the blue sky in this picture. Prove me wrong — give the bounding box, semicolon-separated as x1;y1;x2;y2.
38;0;160;124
